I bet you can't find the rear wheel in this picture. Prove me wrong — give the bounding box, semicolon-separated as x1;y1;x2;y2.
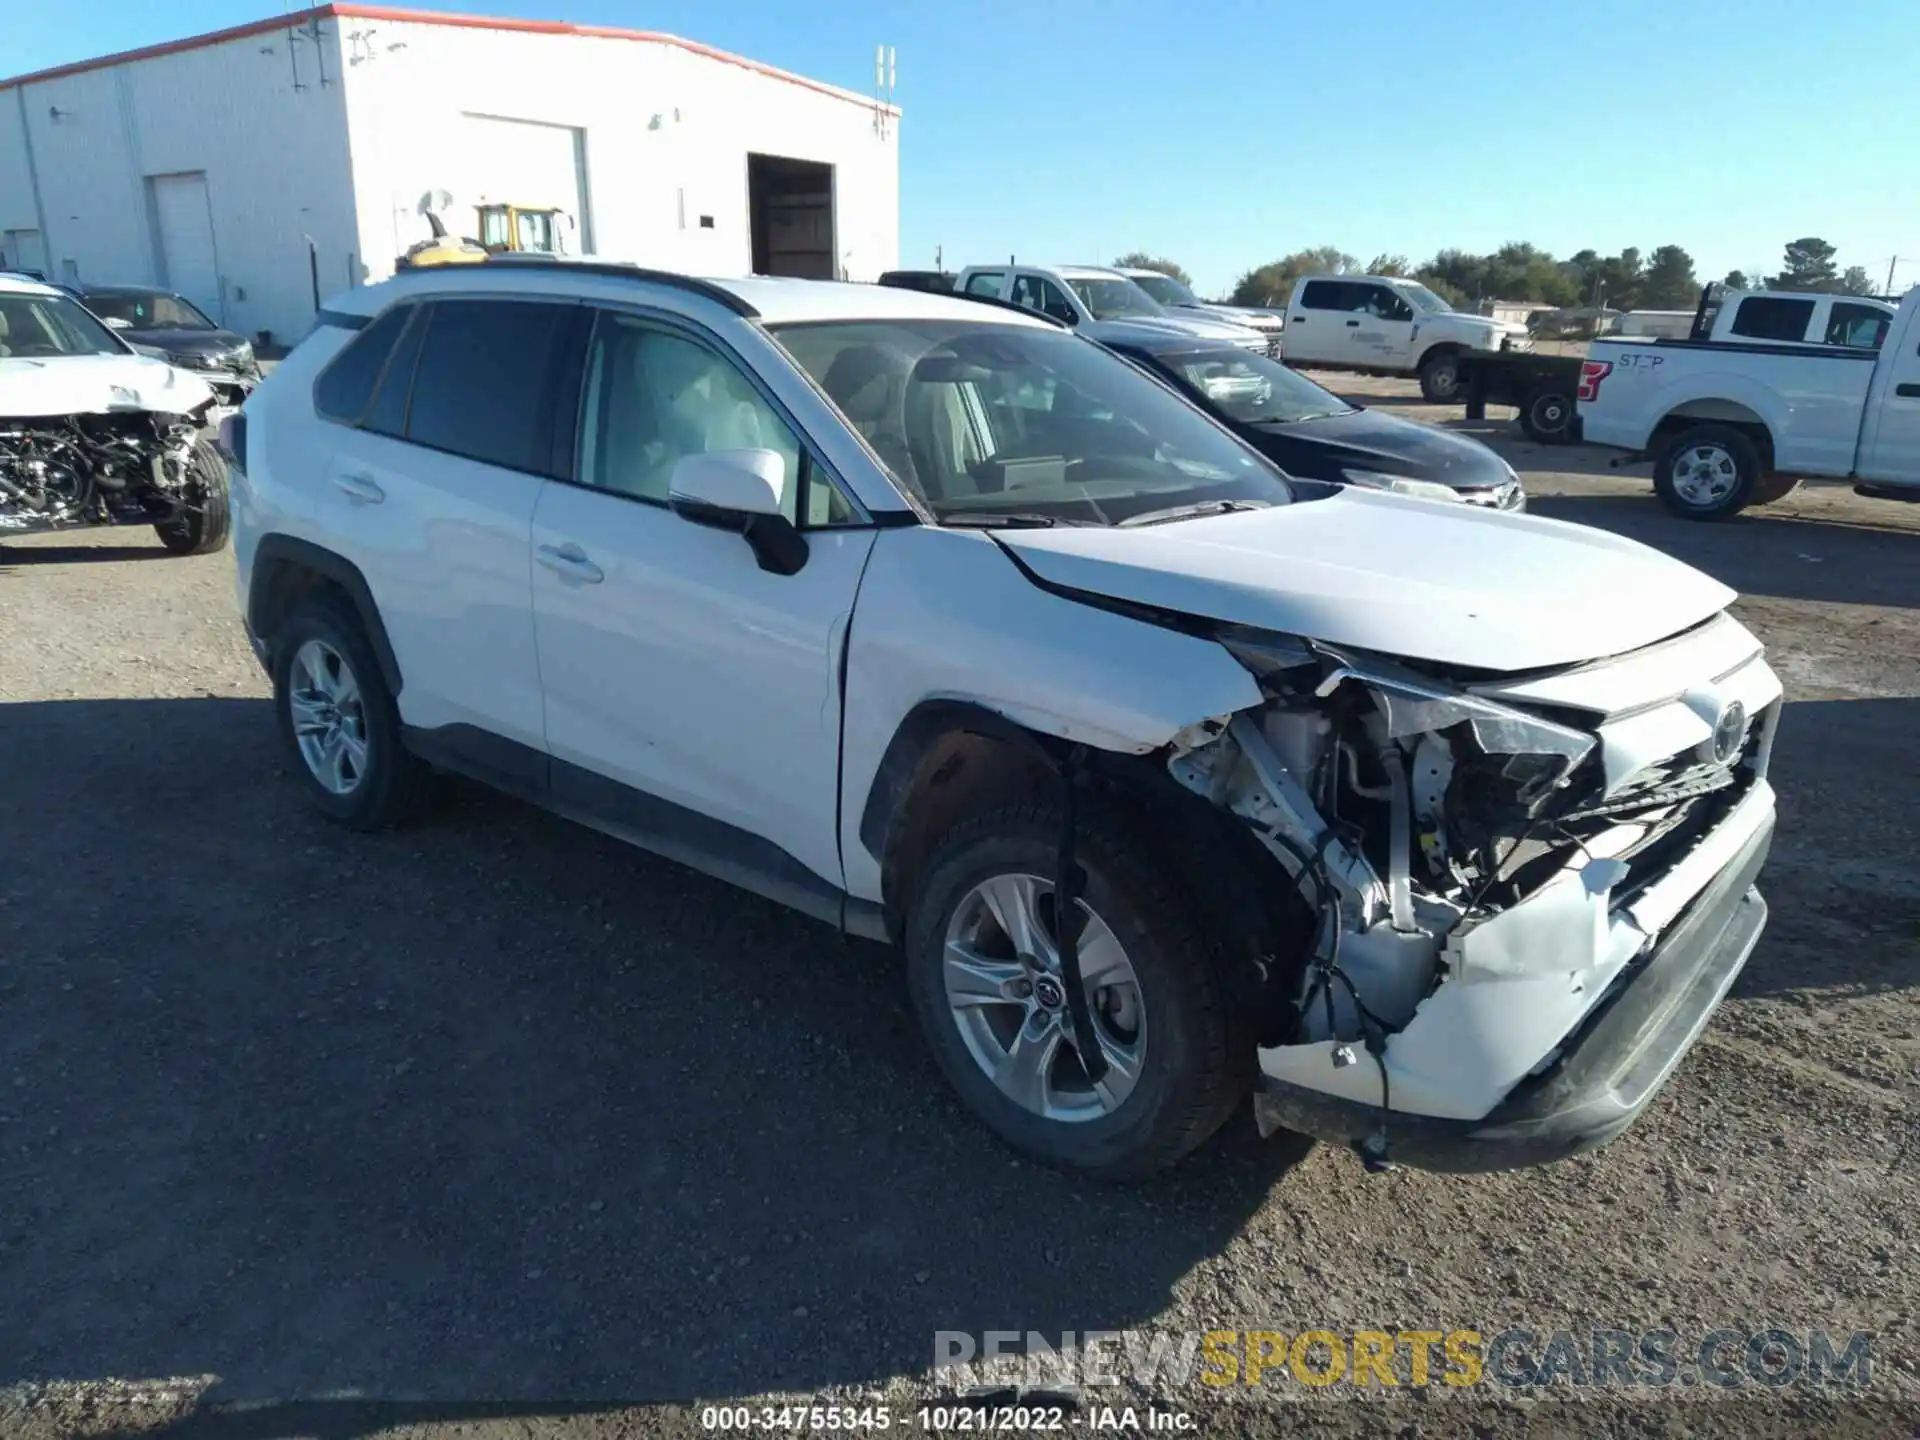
1417;350;1464;403
154;437;231;555
903;796;1251;1179
1653;424;1763;521
1519;385;1576;444
271;598;433;829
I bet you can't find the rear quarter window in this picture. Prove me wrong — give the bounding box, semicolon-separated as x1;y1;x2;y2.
313;305;411;423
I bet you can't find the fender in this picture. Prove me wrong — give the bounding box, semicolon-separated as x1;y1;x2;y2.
247;533;403;694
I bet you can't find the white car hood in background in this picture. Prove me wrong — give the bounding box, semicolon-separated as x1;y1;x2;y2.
0;353;215;419
995;488;1736;673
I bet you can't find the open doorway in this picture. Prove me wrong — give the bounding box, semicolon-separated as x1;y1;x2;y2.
747;154;835;279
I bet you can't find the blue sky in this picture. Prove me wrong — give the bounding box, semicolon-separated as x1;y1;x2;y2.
14;0;1918;297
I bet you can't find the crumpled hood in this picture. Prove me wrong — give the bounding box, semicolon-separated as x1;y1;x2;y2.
996;487;1735;673
119;325;247;355
0;353;215;419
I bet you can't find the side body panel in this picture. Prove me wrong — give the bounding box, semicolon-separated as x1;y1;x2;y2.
837;526;1263;902
1577;338;1875;472
1856;295;1920;485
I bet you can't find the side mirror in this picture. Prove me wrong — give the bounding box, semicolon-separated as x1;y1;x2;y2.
667;449;808;576
102;316;132;330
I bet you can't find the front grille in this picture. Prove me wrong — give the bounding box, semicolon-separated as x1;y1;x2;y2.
1265;336;1284;358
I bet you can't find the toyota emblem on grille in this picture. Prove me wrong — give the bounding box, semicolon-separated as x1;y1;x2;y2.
1710;700;1748;764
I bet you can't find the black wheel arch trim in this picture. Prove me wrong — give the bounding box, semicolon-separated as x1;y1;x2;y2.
248;534;404;695
856;700;1309;1017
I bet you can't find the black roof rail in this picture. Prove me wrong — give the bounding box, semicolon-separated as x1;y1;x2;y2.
394;255;761;318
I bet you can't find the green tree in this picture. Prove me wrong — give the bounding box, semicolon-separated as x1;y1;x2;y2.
1228;247;1356;308
1639;245;1700;308
1366;253;1412;277
1112;252;1192;287
1768;237;1840;292
1724;270;1750;290
1838;265;1877;296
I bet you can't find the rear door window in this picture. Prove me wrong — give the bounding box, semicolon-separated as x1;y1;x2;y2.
403;298;582;475
1729;296;1816;343
1297;280;1356;311
964;271;1008;299
360;305;430;438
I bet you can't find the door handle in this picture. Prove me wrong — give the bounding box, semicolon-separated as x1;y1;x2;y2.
537;543;604;584
1896;383;1920;398
1346;319;1361;327
332;471;384;504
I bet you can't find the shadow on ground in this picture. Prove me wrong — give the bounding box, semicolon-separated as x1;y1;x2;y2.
1;697;1306;1407
0;539;173;569
1524;490;1919;610
1734;695;1920;1003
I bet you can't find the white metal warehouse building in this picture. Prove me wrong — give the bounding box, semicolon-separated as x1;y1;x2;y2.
0;4;900;344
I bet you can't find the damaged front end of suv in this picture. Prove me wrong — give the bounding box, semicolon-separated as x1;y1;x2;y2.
1165;615;1780;1172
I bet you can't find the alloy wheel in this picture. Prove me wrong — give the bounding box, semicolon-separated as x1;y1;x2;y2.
942;872;1146;1122
287;638;370;796
1672;443;1740;509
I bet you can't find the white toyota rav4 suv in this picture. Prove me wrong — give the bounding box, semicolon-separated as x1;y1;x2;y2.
229;259;1781;1179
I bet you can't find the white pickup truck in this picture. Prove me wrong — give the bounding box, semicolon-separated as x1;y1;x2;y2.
1280;274;1531;402
1578;285;1920;520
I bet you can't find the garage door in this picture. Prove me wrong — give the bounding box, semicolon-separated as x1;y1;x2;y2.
3;229;48;276
457;115;591;253
149;172;221;322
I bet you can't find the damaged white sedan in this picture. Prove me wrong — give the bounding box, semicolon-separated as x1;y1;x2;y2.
234;265;1776;1179
1;274;231;553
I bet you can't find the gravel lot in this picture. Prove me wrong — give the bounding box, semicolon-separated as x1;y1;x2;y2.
3;375;1916;1438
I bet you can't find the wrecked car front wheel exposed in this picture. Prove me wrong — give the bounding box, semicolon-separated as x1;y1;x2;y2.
904;796;1253;1179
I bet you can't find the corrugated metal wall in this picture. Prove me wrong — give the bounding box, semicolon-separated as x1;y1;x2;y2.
1;10;901;343
337;18;900;287
1;20;360;343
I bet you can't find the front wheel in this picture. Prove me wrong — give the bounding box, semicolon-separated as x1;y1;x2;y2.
1417;351;1463;403
1653;424;1763;521
154;437;231;555
903;796;1250;1179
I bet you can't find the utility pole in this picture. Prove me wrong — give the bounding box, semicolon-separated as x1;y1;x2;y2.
1884;255;1914;296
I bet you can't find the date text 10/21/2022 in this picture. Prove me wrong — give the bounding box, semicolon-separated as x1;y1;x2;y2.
698;1406;1195;1432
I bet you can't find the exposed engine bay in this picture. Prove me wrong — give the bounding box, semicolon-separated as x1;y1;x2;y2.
1164;614;1781;1153
0;409;210;534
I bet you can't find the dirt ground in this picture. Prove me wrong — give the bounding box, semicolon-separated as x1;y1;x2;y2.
2;374;1916;1439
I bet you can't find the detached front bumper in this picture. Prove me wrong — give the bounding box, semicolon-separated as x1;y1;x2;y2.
1254;808;1773;1173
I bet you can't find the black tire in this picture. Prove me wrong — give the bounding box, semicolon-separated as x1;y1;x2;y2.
154;437;232;555
1750;473;1803;505
1519;385;1576;444
1653;424;1763;521
903;794;1252;1179
1417;349;1464;403
271;596;433;830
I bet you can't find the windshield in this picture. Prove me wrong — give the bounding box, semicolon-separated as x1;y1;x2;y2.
1063;276;1165;320
773;319;1292;526
1393;282;1453;314
1149;347;1355;425
1128;273;1198;307
81;291;215;330
0;291;129;357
